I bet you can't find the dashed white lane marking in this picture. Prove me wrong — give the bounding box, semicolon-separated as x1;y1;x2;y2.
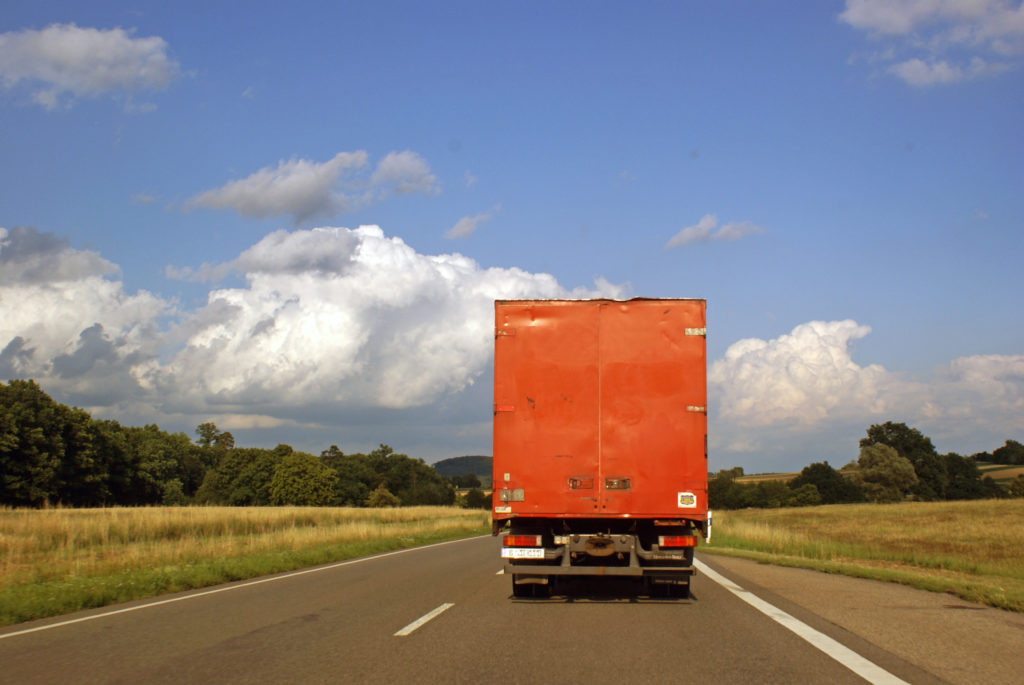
394;603;455;636
0;535;490;641
695;560;910;685
496;569;504;575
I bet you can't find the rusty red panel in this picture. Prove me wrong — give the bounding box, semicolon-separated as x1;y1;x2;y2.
492;299;707;522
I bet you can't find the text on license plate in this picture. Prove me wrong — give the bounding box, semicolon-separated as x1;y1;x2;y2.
501;547;545;559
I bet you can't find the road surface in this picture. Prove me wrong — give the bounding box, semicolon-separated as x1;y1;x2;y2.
2;536;1021;684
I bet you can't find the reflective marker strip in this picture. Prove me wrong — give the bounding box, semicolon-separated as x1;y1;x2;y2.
694;560;910;685
394;603;455;636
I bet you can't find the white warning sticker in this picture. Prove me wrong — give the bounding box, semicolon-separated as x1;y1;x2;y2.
677;492;697;508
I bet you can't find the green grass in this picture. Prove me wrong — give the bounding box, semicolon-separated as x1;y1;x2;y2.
0;506;490;626
703;499;1024;612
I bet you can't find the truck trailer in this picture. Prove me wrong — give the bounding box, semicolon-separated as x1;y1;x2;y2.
492;298;709;598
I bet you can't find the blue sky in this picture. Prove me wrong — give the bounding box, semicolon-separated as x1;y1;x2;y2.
1;1;1022;472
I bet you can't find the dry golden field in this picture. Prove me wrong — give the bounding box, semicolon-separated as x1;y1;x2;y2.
705;499;1024;611
0;506;489;625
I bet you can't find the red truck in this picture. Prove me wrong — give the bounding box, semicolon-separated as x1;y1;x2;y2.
492;298;709;598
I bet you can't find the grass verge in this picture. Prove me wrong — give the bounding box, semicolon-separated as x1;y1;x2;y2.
702;499;1024;612
0;506;490;626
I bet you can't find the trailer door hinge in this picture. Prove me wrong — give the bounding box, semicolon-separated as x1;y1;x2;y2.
684;327;707;336
686;405;706;413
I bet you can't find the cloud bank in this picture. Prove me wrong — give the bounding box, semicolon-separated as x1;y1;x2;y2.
841;0;1024;86
3;225;623;419
188;151;440;224
2;225;1019;466
0;227;172;405
710;318;1024;464
0;23;179;109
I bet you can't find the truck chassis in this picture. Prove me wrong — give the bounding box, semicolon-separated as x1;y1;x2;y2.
499;518;702;598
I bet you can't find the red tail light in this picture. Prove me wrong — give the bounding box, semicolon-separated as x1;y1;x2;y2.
658;535;697;548
504;534;542;547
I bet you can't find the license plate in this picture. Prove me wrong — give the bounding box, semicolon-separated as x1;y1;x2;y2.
501;547;545;559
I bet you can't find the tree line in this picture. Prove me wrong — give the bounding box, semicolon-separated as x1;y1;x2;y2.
710;421;1024;509
0;380;457;508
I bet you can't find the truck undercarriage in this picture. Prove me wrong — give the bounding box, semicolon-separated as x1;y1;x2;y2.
498;517;703;598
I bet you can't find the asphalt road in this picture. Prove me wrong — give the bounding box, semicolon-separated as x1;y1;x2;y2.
1;536;1021;684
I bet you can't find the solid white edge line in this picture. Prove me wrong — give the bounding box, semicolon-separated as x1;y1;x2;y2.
393;603;455;636
694;559;910;685
0;534;490;641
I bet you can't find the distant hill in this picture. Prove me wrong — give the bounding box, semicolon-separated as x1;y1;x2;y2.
432;456;492;486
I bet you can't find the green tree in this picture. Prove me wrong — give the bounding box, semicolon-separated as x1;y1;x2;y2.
365;483;400;507
980;476;1007;498
0;380;66;505
788;461;864;504
452;473;482;488
195;447;283;505
943;453;985;500
268;452;338;506
194;422;233;471
747;480;792;508
1008;476;1024;498
161;478;188;505
464;487;490;509
323;452;375;506
785;483;822;507
708;469;751;509
861;422;947;500
121;425;197;505
992;440;1024;465
366;444;454;506
852;444;918;503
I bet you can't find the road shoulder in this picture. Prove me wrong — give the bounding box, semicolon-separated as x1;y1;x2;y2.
699;553;1024;685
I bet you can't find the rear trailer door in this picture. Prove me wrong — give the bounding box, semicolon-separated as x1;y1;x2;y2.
598;300;707;517
493;299;707;520
494;301;601;516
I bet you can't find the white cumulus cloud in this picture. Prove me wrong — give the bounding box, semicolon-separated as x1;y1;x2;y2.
187;151;369;224
708;318;1024;466
445;204;500;239
370;150;439;196
5;225;1017;468
0;23;179;109
0;227;173;405
188;150;441;224
888;56;1007;85
710;320;896;428
157;225;623;413
665;214;762;248
840;0;1023;86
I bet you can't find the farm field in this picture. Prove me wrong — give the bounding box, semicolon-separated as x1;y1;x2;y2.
977;463;1024;481
0;506;490;626
733;462;1021;485
704;499;1024;611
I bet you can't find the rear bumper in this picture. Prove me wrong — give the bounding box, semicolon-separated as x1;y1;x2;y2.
505;563;695;578
502;534;695;578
